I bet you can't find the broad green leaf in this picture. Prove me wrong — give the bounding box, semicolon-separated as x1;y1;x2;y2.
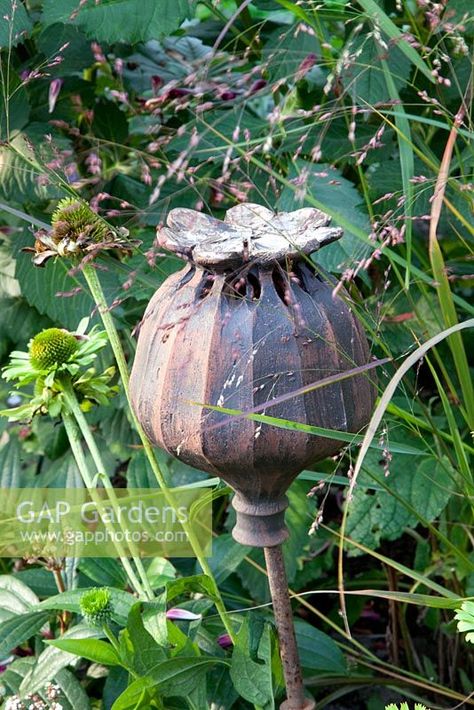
278;161;371;272
356;0;434;82
346;452;456;551
119;603;167;675
205;534;250;586
46;637;120;666
0;0;32;48
20;624;100;695
112;657;225;709
263;24;321;82
0;611;49;657
0;437;34;487
0;137;60;201
15;230;121;330
230;618;274;708
53;667;92;710
342;34;410;105
146;557;177;590
41;0;197;44
294;619;347;674
0;574;39;608
37;23;94;77
78;558;128;589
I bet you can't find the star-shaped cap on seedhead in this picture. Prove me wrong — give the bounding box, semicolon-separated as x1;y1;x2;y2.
157;203;342;271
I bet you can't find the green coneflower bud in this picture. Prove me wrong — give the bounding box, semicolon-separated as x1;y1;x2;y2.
29;329;79;370
80;587;113;627
52;198;109;244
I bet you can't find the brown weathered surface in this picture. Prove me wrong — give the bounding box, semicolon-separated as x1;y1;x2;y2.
158;203;342;270
130;261;375;546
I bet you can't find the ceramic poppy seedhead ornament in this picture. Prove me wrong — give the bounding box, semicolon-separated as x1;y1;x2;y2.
130;203;375;547
130;202;376;710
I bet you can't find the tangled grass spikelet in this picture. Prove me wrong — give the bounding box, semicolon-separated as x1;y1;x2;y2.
80;587;113;627
29;328;79;370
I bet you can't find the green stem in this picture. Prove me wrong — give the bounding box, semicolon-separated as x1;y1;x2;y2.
61;411;145;598
82;263;236;643
61;378;155;600
103;623;121;656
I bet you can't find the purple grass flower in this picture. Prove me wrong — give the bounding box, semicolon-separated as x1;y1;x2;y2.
217;633;233;649
48;79;63;113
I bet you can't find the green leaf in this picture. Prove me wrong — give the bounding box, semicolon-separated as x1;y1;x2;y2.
112;657;225;709
278;161;371;273
0;437;34;487
47;637;120;666
342;33;410;105
455;600;474;643
294;619;347;674
263;24;320;82
53;668;92;710
230;618;274;708
205;534;250;586
20;623;100;695
0;610;49;657
0;0;32;48
0;574;39;609
0;138;59;201
146;557;177;590
37;23;94;76
356;0;434;82
41;0;197;44
78;558;127;589
119;603;167;675
346;453;455;551
39;587;135;625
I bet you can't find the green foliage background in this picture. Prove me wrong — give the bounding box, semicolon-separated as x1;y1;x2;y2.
0;0;472;708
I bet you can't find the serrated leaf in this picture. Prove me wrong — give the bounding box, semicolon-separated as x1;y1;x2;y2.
37;23;94;76
346;453;455;551
14;230;122;330
342;33;410;105
263;24;320;82
41;0;197;44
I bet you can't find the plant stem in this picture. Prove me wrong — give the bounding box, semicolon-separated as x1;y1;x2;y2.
61;378;154;600
82;263;236;642
61;411;145;597
103;623;121;655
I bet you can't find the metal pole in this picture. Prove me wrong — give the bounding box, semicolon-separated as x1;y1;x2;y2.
264;545;315;710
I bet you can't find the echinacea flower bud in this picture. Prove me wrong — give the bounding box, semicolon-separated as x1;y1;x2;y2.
79;587;113;627
29;329;78;370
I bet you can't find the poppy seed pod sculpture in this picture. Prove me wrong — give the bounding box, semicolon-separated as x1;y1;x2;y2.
130;203;376;710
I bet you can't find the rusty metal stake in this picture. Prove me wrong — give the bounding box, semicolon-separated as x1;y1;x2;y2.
264;545;315;710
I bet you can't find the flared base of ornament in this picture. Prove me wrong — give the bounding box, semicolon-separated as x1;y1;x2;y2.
280;699;315;710
231;493;289;547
